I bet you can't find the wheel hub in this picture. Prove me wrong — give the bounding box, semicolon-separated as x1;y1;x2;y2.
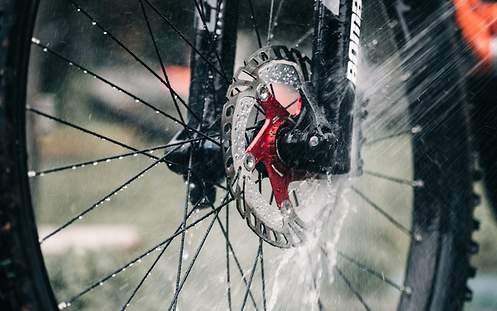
222;46;319;247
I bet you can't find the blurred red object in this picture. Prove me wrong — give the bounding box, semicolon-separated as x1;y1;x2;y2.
454;0;497;73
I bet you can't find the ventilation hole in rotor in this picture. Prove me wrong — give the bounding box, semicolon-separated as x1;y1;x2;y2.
281;233;289;245
226;157;233;169
239;70;256;81
223;123;231;134
270;230;277;242
250;213;257;227
259;223;266;235
225;106;234;117
260;52;269;61
250;58;259;67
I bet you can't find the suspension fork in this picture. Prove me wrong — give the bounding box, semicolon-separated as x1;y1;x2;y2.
311;0;362;174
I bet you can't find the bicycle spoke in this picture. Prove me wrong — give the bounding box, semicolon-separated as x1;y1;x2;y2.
173;150;195;311
119;200;199;311
292;28;313;48
247;0;263;48
226;195;233;311
59;200;232;309
68;2;203;123
142;0;229;82
166;201;226;311
39;153;169;243
138;0;195;124
122;192;231;311
27;107;143;154
266;0;276;45
27;107;223;182
259;239;267;311
30;41;220;147
335;267;372;311
241;243;262;311
268;0;285;46
192;0;227;74
351;187;422;241
28;136;218;177
364;170;424;188
209;199;260;310
337;251;411;294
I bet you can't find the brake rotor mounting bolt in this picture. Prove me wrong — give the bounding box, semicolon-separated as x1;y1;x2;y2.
309;135;319;147
244;153;256;171
256;84;270;101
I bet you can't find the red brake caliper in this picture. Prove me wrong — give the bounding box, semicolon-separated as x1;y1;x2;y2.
246;85;303;208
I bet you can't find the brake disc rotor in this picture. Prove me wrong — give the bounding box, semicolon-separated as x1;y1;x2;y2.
221;46;314;248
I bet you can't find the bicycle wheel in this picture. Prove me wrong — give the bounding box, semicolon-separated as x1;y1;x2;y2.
0;0;478;310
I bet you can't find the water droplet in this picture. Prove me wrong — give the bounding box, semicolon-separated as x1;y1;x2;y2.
42;48;48;52
411;125;422;134
91;21;97;26
105;198;111;202
414;233;422;242
93;162;98;166
78;216;83;220
412;180;424;187
27;171;36;177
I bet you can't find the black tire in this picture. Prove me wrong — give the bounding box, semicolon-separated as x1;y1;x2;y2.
0;0;58;310
468;75;497;222
0;0;478;310
381;0;478;310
